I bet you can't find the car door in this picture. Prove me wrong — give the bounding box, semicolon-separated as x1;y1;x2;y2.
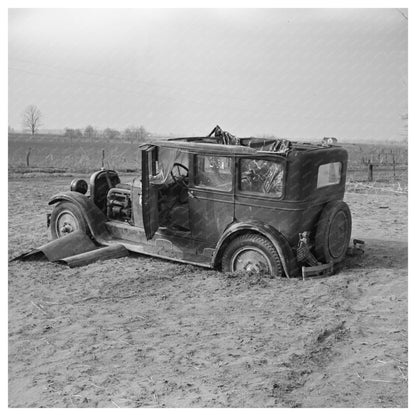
235;156;292;236
188;153;235;244
141;145;159;239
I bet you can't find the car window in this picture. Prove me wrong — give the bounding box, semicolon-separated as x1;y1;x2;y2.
151;148;188;185
195;155;232;191
317;162;342;188
239;158;284;197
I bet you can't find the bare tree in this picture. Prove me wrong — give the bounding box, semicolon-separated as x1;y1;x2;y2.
84;125;96;140
22;105;42;136
103;128;120;141
64;128;83;139
137;125;150;142
123;125;150;143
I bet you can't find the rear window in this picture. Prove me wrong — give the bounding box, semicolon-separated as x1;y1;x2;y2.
317;162;342;188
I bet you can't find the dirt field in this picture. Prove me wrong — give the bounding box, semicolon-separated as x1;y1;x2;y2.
8;175;408;408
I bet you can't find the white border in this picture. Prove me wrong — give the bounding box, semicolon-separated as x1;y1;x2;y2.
3;2;412;415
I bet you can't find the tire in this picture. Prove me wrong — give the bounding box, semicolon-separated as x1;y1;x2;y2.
314;200;352;264
221;233;283;276
50;201;87;239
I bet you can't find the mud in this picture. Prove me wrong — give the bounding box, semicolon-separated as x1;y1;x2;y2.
8;176;408;407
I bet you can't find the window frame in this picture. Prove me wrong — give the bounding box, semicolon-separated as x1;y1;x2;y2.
237;156;286;200
316;161;343;189
193;153;234;193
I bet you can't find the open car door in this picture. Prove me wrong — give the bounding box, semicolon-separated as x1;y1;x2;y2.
141;145;159;239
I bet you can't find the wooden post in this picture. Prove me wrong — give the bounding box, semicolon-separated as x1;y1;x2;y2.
26;147;31;167
392;154;396;180
101;149;105;169
367;160;373;182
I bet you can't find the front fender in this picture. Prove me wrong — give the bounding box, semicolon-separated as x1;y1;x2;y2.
213;220;299;278
48;191;110;241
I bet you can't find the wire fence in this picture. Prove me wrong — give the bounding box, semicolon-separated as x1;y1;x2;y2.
9;136;408;194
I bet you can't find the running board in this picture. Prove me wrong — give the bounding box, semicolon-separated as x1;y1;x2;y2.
12;229;213;269
105;239;212;269
57;244;129;268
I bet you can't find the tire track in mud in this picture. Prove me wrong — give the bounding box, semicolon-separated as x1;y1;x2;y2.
271;320;350;407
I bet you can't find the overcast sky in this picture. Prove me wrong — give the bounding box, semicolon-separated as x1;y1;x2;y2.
8;8;407;140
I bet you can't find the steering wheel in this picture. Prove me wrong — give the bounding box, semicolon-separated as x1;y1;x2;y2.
170;163;189;188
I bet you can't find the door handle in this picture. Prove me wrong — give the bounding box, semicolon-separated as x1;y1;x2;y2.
188;190;197;199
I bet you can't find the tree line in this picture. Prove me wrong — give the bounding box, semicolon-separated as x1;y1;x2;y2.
19;104;150;143
64;125;150;143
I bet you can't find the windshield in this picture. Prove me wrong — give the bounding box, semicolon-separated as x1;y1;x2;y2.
149;147;189;185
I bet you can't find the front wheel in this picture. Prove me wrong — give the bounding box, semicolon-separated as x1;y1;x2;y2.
50;202;87;239
221;233;283;276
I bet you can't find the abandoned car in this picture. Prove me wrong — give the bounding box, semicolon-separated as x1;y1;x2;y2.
35;128;352;277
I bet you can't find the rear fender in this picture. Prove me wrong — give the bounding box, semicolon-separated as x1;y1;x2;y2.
48;191;110;241
213;220;299;278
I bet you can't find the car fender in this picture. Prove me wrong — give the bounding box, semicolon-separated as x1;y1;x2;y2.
48;191;110;241
213;220;299;278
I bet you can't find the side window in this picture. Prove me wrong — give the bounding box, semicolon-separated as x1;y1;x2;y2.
317;162;342;188
240;158;284;197
195;155;232;191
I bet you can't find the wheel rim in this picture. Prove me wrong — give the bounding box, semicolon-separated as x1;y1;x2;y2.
328;211;349;258
55;210;79;237
231;247;272;274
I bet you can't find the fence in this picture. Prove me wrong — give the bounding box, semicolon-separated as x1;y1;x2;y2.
9;139;142;173
9;136;408;194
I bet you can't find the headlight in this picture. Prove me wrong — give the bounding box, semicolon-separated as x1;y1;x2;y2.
70;178;88;194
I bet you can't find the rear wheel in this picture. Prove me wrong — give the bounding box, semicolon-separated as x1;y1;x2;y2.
50;202;87;239
222;233;283;276
314;200;352;264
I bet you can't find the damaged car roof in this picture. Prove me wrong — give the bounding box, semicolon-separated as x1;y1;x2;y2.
151;136;339;157
152;139;257;155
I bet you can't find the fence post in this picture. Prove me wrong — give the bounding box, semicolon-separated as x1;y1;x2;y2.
367;160;373;182
26;147;31;167
101;149;105;169
392;154;396;180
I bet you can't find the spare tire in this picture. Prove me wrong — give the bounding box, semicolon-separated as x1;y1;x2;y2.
314;200;352;264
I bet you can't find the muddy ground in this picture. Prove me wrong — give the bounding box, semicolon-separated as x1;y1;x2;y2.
8;175;408;407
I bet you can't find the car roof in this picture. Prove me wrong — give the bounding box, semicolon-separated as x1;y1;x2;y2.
152;139;257;155
150;137;343;157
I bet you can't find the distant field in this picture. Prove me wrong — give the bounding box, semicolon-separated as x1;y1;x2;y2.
342;142;408;188
9;134;142;173
342;142;407;166
8;134;407;189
